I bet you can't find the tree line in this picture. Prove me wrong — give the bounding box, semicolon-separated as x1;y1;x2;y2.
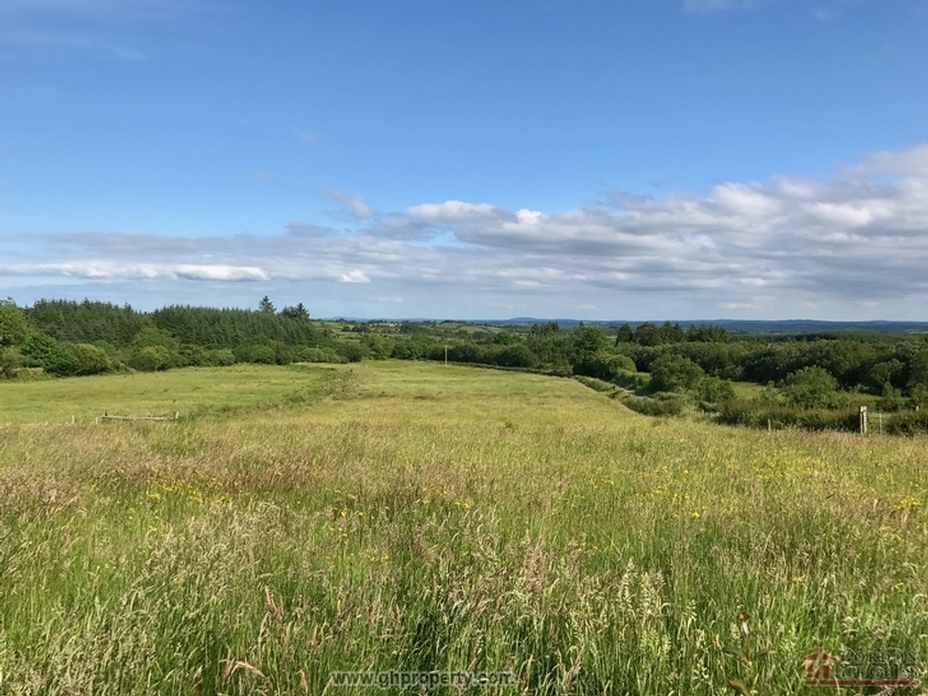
408;320;928;431
0;297;352;378
4;297;928;431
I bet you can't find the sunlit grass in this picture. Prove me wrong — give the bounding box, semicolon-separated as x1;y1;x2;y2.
1;361;926;694
0;363;342;424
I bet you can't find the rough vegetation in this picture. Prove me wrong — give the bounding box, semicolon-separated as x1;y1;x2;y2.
1;362;926;694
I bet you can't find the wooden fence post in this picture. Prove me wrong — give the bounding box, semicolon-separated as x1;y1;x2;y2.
859;405;868;435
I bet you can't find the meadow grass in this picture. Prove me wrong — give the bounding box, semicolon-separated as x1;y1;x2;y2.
729;381;765;401
0;361;926;695
0;364;344;424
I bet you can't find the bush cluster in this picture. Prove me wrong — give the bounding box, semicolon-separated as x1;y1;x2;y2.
621;393;686;416
716;401;861;431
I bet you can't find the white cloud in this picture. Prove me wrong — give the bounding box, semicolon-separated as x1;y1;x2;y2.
775;177;817;199
1;262;267;281
173;264;266;281
5;143;928;320
339;270;370;283
868;143;928;178
711;183;780;217
804;202;875;227
515;209;542;225
405;200;496;221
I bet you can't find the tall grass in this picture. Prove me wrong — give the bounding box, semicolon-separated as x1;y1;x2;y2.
0;361;925;694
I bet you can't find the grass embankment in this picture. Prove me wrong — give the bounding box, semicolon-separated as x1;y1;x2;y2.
1;361;926;694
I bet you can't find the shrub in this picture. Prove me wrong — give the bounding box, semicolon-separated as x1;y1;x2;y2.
360;335;393;359
129;346;174;372
695;376;736;404
885;410;928;435
336;342;366;363
0;300;28;347
609;354;638;373
715;400;767;428
494;344;538;368
68;342;112;376
909;383;928;410
203;348;237;366
877;384;905;412
780;366;845;409
391;340;424;360
614;370;649;391
129;328;183;370
0;347;24;379
716;400;860;432
293;347;347;364
622;393;685;416
574;375;616;393
21;331;79;376
573;352;636;380
233;344;277;365
648;354;705;393
179;344;207;367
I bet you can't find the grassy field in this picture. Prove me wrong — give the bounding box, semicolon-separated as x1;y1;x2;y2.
1;361;926;694
0;364;345;424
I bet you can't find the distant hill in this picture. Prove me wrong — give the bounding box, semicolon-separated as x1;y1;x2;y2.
474;318;928;334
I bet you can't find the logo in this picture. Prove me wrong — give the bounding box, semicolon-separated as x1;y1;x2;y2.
803;646;921;688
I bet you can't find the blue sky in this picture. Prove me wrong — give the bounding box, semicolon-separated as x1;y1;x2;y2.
2;0;927;320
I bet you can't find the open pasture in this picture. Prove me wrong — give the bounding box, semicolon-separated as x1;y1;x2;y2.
1;361;926;694
0;364;344;424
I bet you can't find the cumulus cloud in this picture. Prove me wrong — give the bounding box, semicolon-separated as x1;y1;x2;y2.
405;200;497;221
4;143;928;319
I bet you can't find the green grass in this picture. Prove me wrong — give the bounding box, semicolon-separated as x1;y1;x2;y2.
0;364;344;424
1;361;926;695
730;380;766;400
